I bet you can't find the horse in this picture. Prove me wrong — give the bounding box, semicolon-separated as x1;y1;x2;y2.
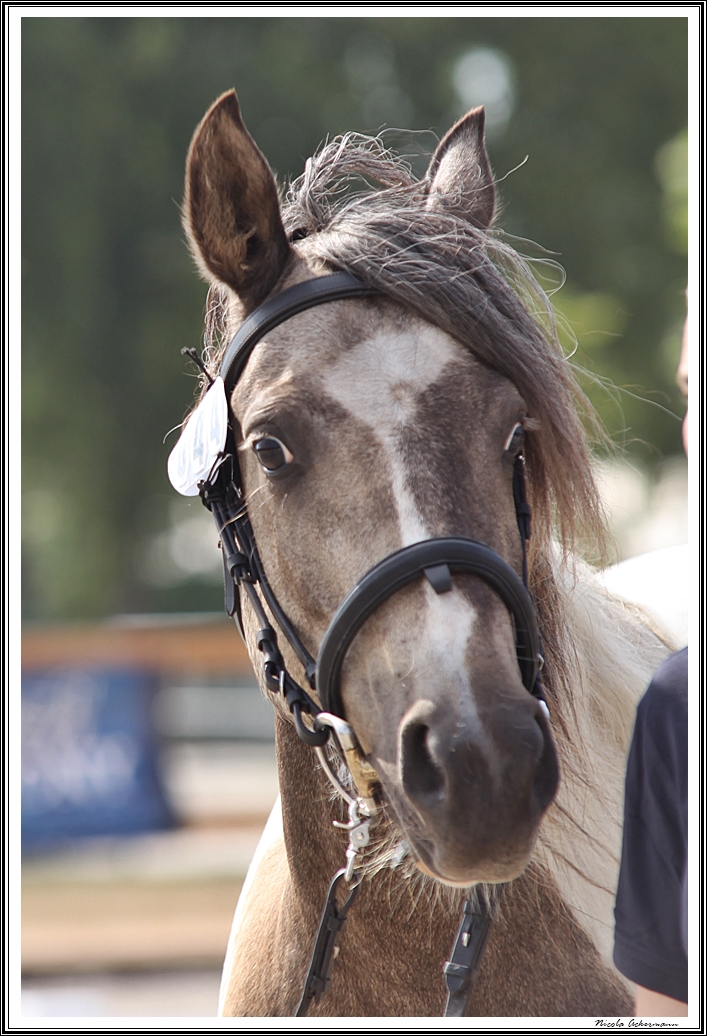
177;90;672;1017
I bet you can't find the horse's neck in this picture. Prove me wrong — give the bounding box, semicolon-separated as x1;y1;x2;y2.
533;558;672;966
274;713;349;894
272;713;464;1015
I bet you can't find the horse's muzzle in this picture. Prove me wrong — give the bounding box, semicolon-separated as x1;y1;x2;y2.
396;692;559;885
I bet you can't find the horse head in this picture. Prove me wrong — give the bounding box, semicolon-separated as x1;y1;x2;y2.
180;91;607;888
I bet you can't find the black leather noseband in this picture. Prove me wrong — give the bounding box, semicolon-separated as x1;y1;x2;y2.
317;538;540;720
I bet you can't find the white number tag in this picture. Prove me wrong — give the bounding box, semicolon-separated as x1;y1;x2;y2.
167;377;228;496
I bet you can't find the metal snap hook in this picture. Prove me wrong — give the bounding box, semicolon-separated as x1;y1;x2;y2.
314;712;380;816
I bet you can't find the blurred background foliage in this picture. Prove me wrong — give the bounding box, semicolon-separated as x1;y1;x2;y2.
21;16;687;621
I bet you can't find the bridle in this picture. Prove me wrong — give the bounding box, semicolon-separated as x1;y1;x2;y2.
169;270;548;1017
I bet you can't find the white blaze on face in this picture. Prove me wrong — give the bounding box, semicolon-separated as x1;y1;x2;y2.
323;320;489;750
324;322;455;545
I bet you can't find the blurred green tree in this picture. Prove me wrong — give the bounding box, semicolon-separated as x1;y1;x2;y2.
21;16;687;619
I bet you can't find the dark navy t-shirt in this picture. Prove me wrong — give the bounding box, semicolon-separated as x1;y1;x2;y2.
613;647;688;1003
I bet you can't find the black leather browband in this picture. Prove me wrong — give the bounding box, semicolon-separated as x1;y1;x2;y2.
219;271;379;392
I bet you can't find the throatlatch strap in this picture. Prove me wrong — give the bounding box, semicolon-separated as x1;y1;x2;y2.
295;870;361;1017
443;888;496;1016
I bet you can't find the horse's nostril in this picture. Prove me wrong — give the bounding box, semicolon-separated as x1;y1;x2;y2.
400;722;446;799
532;712;560;811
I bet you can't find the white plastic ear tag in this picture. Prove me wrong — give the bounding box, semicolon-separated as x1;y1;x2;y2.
167;377;228;496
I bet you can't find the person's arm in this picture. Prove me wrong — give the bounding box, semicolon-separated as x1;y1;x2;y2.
634;984;687;1017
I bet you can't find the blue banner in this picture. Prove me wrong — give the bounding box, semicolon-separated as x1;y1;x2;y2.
22;668;173;850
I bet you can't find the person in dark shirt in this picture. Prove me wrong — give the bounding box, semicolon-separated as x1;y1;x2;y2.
613;307;689;1017
614;648;688;1013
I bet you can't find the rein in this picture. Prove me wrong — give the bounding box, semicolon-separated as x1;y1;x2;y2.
170;271;547;1017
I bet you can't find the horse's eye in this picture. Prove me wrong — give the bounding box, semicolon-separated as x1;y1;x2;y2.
504;423;524;457
253;436;294;473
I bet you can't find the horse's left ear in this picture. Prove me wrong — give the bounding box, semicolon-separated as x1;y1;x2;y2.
424;107;495;230
183;90;292;313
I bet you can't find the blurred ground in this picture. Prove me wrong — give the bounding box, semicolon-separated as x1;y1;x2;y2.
22;969;223;1019
21;708;277;1016
21;814;276;975
22;873;244;975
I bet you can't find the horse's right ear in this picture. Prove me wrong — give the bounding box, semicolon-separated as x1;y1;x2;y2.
424;107;495;230
183;90;292;313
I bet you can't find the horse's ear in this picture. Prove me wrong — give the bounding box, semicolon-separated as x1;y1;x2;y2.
424;107;495;230
183;90;292;312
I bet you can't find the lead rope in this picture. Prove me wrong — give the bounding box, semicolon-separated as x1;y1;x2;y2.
200;460;375;1019
295;785;374;1017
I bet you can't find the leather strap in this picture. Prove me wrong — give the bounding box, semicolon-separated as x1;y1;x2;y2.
295;869;361;1017
219;271;378;392
443;888;496;1016
512;455;531;588
316;537;541;719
